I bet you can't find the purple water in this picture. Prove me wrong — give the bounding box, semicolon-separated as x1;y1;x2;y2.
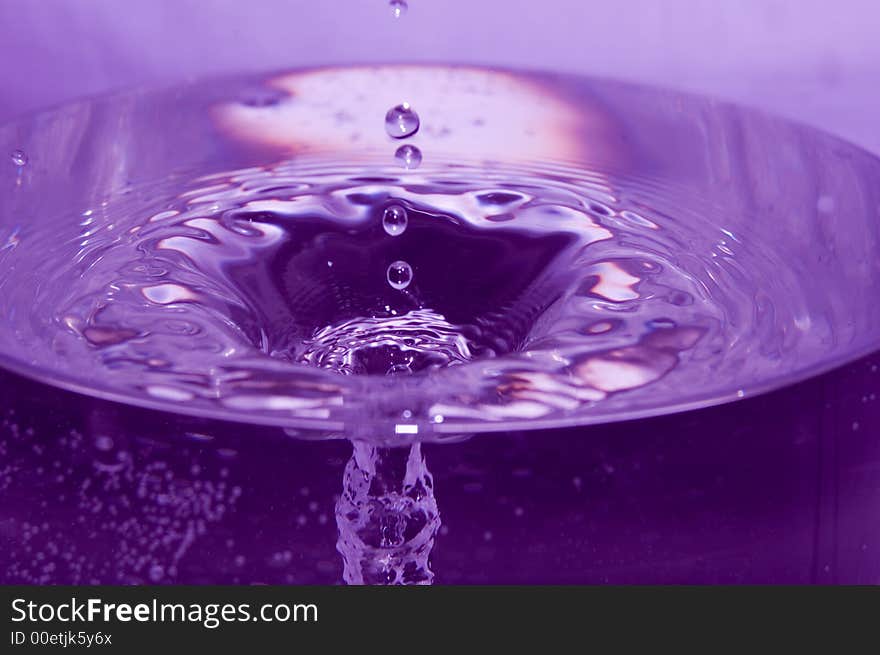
22;155;728;433
2;66;880;584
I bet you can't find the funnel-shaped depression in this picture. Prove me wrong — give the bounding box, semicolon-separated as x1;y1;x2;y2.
1;67;879;438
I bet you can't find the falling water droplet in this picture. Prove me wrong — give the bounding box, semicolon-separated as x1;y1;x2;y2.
394;144;423;169
387;260;413;290
385;104;420;139
10;149;27;167
382;205;408;237
390;0;408;18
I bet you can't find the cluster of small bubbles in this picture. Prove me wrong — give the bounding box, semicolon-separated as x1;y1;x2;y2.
382;204;408;236
394;144;422;169
384;103;420;139
10;149;27;167
390;0;408;18
386;260;413;291
1;415;242;584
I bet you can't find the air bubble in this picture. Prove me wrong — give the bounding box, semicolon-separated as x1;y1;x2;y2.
94;436;114;452
385;104;420;139
10;149;27;167
394;144;422;169
382;205;408;236
387;260;413;290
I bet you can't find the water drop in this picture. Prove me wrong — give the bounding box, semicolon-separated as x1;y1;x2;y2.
382;205;408;236
385;103;420;139
394;144;422;169
390;0;408;18
10;149;27;167
387;260;413;290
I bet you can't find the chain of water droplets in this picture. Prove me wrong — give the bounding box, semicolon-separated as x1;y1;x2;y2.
382;2;418;297
385;1;421;173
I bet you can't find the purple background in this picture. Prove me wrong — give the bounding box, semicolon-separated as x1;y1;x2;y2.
1;0;879;153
